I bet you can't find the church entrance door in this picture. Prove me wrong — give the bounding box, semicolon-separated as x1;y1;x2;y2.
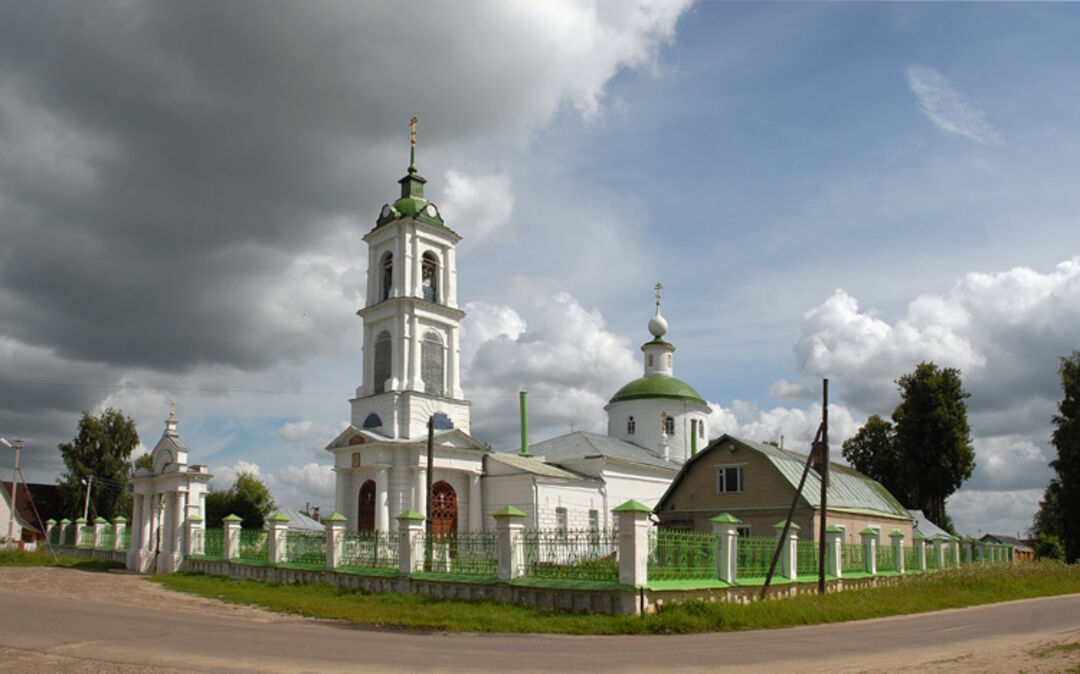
358;480;376;531
430;481;457;536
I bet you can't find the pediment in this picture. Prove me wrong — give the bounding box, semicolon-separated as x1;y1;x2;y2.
433;428;489;452
325;426;388;450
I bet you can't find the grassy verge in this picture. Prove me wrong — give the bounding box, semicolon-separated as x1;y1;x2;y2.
0;547;126;571
153;560;1080;634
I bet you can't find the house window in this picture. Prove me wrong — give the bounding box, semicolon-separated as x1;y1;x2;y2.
588;509;599;531
373;330;392;394
422;252;438;302
627;416;635;435
736;526;752;537
555;507;568;535
381;252;393;301
421;330;445;396
664;414;675;435
717;466;743;494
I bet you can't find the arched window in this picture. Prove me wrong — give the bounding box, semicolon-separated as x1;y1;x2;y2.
698;420;704;438
667;354;672;368
664;414;675;435
421;330;445;396
648;354;654;367
374;330;392;394
381;252;393;302
358;480;376;531
627;416;636;435
362;413;382;429
421;252;438;302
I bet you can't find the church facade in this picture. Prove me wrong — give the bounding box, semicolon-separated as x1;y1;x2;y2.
326;129;711;533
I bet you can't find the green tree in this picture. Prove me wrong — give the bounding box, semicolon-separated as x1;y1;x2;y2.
842;415;909;504
1039;351;1080;562
1033;533;1065;561
205;471;276;529
57;408;139;520
892;362;975;529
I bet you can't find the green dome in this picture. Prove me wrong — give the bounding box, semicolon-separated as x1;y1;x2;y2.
609;375;707;406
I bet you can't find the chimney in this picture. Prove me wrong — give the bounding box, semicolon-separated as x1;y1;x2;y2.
520;389;529;456
312;506;321;522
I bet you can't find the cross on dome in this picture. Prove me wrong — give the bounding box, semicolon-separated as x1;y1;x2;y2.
648;281;668;338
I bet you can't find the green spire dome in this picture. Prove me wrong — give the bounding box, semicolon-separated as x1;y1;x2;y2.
375;116;452;231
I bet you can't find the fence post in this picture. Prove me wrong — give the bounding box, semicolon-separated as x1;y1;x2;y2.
493;505;526;581
92;517;107;550
185;516;202;556
267;513;290;565
325;512;347;569
397;510;426;574
950;536;961;567
59;518;72;546
933;534;948;569
113;517;127;552
962;538;973;564
825;525;843;578
913;533;927;571
860;528;878;575
45;519;56;545
889;530;905;573
74;517;87;548
222;514;242;561
773;521;799;580
710;513;740;584
613;500;651;587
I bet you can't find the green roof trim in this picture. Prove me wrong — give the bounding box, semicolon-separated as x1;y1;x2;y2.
613;499;652;513
112;516;127;523
859;527;878;536
75;517;87;524
268;513;291;522
94;516;108;524
60;518;71;524
46;518;57;524
609;375;707;405
824;525;844;533
492;505;527;518
642;337;674;350
912;533;925;540
324;512;348;522
222;514;243;522
773;520;800;530
889;529;905;538
188;516;203;523
932;533;950;540
710;512;742;524
396;509;426;520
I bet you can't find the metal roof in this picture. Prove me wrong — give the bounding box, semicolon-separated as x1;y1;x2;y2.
523;431;680;472
486;452;598;481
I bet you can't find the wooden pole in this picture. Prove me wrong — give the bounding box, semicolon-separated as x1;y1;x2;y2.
818;378;829;595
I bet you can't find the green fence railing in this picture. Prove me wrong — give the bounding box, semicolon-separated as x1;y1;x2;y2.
841;543;864;574
424;531;498;575
96;528;115;550
285;530;326;568
735;536;775;579
876;544;895;572
201;528;224;560
520;529;619;582
340;530;399;571
647;529;716;580
796;539;820;577
238;529;269;564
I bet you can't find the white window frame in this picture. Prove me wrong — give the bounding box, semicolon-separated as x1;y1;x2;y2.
716;465;744;494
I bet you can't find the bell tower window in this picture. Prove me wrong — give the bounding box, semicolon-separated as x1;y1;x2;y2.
421;330;445;396
422;252;438;302
374;330;392;394
663;414;675;435
381;252;393;302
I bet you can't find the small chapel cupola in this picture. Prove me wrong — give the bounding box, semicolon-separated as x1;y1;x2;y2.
642;283;675;377
376;116;447;230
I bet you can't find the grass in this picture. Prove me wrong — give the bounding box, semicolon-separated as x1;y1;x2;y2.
0;547;126;571
152;560;1080;634
1028;640;1080;674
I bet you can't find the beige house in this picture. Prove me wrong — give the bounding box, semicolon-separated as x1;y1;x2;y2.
655;435;913;543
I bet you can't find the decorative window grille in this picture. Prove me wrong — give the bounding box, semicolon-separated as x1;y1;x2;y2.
381;252;393;301
421;331;445;396
373;331;391;394
421;252;438;302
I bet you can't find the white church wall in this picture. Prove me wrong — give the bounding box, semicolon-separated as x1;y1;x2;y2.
600;464;676;513
534;482;605;531
606;398;710;464
482;474;536;530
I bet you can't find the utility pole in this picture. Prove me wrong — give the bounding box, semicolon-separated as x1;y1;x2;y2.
82;475;94;521
2;437;21;547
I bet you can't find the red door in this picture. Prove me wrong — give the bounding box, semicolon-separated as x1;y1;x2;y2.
430;481;457;536
358;480;376;531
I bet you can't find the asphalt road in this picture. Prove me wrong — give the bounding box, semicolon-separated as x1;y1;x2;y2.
2;579;1079;672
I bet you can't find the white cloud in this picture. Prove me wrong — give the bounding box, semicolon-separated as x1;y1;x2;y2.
948;488;1043;538
462;290;639;448
707;401;858;456
208;459;263;492
276;462;335;511
769;378;813;401
905;64;1003;146
439;169;515;246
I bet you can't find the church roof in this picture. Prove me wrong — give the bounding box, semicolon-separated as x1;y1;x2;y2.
486;452;599;481
609;375;707;406
523;431;681;472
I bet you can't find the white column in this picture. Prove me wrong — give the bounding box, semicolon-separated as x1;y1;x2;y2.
140;495;153;552
375;466;390;533
469;473;482;532
409;315;423;391
445;245;457;308
174;491;187;556
415;466;427;513
130;494;144;552
161;493;175;555
448;327;463;399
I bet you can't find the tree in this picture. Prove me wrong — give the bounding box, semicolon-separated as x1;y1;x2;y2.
205;471;276;529
57;408;139;520
892;362;975;529
841;415;909;504
842;363;974;531
1038;351;1080;562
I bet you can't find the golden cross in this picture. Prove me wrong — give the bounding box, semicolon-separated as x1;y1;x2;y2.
169;399;176;421
654;282;663;307
410;116;418;147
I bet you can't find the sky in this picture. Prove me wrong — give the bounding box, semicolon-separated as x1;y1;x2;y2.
1;1;1078;538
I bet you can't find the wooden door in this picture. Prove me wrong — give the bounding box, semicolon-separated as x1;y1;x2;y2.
430;481;457;536
358;480;376;531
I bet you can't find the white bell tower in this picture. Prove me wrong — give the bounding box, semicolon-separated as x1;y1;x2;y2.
351;118;471;440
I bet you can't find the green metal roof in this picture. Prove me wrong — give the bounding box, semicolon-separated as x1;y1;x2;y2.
373;168;456;233
609;375;707;405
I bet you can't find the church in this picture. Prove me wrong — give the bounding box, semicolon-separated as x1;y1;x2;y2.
325;126;711;533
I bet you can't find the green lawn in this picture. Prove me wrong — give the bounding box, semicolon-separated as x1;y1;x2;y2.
152;560;1080;634
0;547;126;571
